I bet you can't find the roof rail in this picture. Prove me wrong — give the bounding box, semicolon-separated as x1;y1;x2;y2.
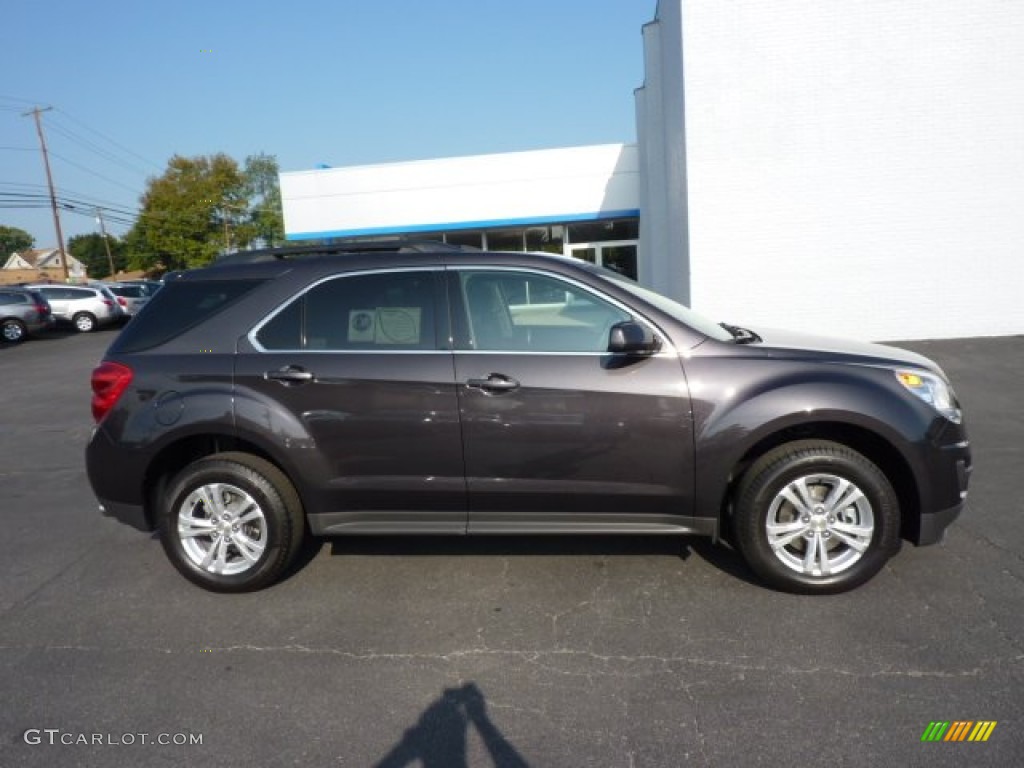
213;238;476;266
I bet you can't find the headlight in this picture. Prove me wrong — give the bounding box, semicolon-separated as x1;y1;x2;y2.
894;369;961;423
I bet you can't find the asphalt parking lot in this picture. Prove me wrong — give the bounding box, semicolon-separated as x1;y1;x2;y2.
0;329;1021;767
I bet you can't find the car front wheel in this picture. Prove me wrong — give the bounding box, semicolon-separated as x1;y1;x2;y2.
159;452;305;592
733;440;900;594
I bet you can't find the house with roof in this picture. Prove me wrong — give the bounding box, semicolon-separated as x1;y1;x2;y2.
1;248;87;283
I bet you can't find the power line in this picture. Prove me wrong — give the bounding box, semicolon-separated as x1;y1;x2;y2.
54;108;163;171
0;94;40;105
48;151;144;197
0;181;138;212
1;190;139;214
46;120;154;178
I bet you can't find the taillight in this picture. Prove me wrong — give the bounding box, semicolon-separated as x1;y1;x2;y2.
91;362;133;423
117;297;128;307
34;303;49;317
103;299;114;308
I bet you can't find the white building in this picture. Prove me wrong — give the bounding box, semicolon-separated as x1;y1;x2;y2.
281;0;1024;341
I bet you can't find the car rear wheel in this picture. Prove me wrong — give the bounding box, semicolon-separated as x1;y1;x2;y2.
73;312;97;332
159;452;305;592
733;440;900;594
2;318;26;343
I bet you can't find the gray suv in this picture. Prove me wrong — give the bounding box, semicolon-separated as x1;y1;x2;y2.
85;243;971;593
27;283;125;332
0;287;54;342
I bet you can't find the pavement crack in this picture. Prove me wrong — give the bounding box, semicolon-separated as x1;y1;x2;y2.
1;643;1017;681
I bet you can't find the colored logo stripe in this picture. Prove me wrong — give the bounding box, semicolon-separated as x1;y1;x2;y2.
945;721;973;741
921;721;996;742
969;722;997;742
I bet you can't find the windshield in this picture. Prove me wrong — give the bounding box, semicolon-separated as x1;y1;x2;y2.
591;266;735;342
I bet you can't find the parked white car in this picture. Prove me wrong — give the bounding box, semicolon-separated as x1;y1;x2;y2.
26;284;126;332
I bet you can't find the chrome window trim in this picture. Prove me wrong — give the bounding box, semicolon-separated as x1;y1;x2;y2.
246;263;678;358
247;266;443;354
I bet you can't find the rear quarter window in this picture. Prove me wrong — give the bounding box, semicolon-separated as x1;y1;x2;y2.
111;279;265;353
112;285;145;298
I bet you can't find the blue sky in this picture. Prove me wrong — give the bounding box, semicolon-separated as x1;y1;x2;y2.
2;0;654;247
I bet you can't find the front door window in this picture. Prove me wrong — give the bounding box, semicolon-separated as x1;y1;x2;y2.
455;270;631;353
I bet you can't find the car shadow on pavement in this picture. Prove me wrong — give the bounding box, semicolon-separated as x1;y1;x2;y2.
325;535;760;588
373;682;530;768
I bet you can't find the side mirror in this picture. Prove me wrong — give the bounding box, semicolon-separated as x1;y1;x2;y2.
607;321;661;355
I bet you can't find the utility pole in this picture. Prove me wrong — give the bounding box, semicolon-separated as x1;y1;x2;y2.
23;106;69;282
95;208;116;278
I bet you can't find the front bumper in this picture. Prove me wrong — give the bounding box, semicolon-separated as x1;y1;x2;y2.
917;499;966;546
912;430;972;546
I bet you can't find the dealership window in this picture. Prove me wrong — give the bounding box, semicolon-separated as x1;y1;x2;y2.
443;231;483;249
347;216;640;279
567;218;639;243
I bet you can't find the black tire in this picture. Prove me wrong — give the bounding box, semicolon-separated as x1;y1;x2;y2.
72;312;96;332
2;318;27;343
733;440;900;594
159;452;305;592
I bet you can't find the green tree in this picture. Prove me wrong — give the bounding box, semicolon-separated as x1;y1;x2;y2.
0;225;35;257
243;152;285;248
68;233;126;278
132;153;250;270
121;224;156;273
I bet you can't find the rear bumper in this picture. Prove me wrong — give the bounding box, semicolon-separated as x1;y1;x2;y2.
27;316;56;335
86;425;154;531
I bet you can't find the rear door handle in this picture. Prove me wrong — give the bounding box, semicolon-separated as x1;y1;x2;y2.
264;366;314;385
466;373;520;393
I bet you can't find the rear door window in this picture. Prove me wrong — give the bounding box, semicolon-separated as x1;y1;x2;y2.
254;270;441;352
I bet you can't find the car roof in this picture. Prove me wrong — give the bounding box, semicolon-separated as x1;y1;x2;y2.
168;244;605;285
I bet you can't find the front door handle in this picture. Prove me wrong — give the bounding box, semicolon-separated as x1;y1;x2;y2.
466;373;520;393
264;365;314;385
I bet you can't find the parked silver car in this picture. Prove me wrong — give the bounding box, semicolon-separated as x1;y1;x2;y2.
104;283;153;317
0;287;55;342
27;284;126;332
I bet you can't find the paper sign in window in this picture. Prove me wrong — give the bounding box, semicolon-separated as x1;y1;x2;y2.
347;310;376;343
375;307;421;344
348;308;421;345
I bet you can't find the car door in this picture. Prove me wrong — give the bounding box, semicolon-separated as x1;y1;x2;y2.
234;268;467;532
448;267;696;532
